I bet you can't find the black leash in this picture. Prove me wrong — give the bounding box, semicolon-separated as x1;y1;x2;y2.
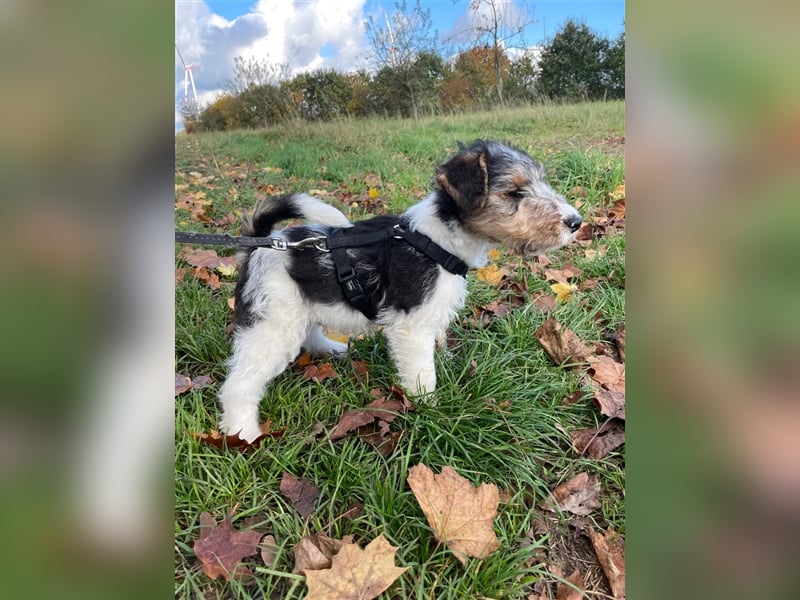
175;225;468;320
174;230;328;251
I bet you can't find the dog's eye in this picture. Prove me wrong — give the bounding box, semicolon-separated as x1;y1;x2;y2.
507;189;524;200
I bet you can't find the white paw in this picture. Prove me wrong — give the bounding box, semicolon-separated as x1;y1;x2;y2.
219;414;263;443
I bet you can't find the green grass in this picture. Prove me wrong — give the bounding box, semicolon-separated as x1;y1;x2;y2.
175;101;625;599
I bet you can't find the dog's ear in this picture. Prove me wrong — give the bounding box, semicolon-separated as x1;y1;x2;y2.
435;150;489;208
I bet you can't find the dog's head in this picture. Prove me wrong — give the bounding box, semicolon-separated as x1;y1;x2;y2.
435;140;582;255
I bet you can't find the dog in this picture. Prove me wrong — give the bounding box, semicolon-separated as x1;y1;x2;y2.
219;140;582;442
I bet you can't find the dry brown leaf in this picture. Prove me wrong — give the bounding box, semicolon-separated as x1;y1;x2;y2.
612;324;626;363
175;373;192;396
535;318;593;366
279;472;320;519
571;421;626;459
329;387;412;442
532;293;557;313
303;534;407;600
544;262;583;285
329;409;379;441
556;568;586;600
259;534;279;568
193;422;285;450
293;533;354;574
593;390;626;420
183;248;238;270
193;513;262;581
193;266;221;290
587;356;625;392
588;527;626;599
407;463;500;564
543;472;601;516
303;362;337;382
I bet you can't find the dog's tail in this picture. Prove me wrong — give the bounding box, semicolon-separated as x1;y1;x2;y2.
241;193;352;237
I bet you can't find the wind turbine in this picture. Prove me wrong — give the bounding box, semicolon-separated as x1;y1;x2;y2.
175;43;199;111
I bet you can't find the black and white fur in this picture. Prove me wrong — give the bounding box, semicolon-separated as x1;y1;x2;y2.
220;140;582;441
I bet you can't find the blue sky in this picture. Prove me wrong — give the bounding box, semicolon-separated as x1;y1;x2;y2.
175;1;624;128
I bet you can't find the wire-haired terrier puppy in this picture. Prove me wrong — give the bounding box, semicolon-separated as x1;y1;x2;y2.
220;140;582;441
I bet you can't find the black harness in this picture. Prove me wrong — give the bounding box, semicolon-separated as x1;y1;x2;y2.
175;224;468;320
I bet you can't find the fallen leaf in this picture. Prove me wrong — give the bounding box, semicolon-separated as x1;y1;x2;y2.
279;472;320;519
216;263;237;277
303;535;408;600
543;472;601;516
351;359;370;380
193;422;285;450
227;297;236;310
532;293;557;313
550;282;577;303
175;373;192;396
329;387;412;442
304;362;337;382
183;248;239;270
556;568;586;600
587;356;625;392
487;247;501;261
175;267;187;285
407;463;501;564
193;266;221;290
259;534;279;568
476;263;508;286
544;263;583;285
571;421;625;459
588;527;626;599
193;513;262;581
611;324;626;363
329;410;378;441
593;390;626;420
293;533;354;574
535;318;593;366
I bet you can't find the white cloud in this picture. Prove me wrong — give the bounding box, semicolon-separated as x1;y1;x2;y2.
175;0;369;130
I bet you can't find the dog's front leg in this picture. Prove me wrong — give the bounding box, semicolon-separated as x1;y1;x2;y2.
384;326;438;403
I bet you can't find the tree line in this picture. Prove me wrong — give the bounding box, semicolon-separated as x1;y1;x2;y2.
183;14;624;133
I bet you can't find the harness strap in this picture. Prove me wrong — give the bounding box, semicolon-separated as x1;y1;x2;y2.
394;227;469;277
326;224;469;321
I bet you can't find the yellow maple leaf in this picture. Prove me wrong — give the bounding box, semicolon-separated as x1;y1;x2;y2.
487;248;501;261
368;187;380;198
551;282;578;302
610;183;626;201
476;263;508;286
216;264;237;277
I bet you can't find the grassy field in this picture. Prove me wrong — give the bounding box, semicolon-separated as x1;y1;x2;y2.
175;101;625;599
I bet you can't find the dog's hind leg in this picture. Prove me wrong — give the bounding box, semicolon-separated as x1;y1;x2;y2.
219;316;307;442
302;325;349;356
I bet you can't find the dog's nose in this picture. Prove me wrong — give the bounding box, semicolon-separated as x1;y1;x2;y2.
563;214;582;233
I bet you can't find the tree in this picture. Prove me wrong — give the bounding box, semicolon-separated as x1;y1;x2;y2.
366;0;445;120
454;0;535;106
227;55;289;96
289;69;352;120
602;30;625;99
443;45;510;110
504;48;541;104
537;20;610;101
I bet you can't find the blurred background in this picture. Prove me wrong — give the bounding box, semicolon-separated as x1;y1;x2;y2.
0;0;798;597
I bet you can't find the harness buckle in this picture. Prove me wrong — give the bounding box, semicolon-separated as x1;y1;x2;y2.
392;223;405;239
271;238;289;251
